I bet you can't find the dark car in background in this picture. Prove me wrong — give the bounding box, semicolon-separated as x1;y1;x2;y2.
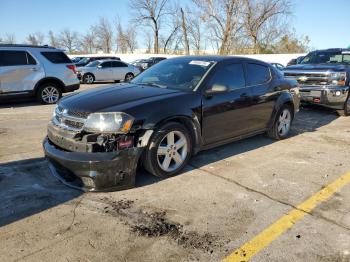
44;56;300;191
284;48;350;116
287;56;305;66
75;56;121;67
131;57;167;71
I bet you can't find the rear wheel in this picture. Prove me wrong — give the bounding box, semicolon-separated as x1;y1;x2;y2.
336;96;349;116
125;73;134;82
267;105;293;140
83;73;94;84
143;122;192;178
36;83;62;104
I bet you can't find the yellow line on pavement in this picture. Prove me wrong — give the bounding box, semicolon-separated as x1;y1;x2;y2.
222;171;350;262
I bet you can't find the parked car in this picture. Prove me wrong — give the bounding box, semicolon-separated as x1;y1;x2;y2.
284;48;350;116
75;56;121;67
287;56;305;66
77;60;140;84
0;44;80;104
132;57;167;71
44;56;300;191
270;63;285;71
71;56;85;63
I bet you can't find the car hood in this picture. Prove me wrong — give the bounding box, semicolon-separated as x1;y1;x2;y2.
285;64;349;72
59;83;184;113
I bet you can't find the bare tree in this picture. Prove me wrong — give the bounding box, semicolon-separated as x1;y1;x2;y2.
59;29;79;53
162;14;181;54
130;0;171;53
116;20;138;54
180;8;190;55
192;0;243;55
242;0;291;53
145;31;153;53
26;32;45;45
48;31;59;47
80;30;96;53
187;15;202;54
3;33;16;44
92;17;113;53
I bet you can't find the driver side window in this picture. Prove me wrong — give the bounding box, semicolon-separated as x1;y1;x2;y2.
101;62;111;68
207;63;246;91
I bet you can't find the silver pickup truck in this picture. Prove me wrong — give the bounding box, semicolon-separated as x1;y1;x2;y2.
283;48;350;116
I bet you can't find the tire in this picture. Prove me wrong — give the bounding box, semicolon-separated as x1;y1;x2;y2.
125;73;134;82
143;122;192;178
336;96;350;116
83;73;95;84
267;105;293;140
36;83;62;105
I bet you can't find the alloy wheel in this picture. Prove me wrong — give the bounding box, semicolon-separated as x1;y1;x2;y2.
41;86;59;104
157;131;188;172
277;109;291;136
85;74;94;84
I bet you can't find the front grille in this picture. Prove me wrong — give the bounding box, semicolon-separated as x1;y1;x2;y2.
284;71;330;86
53;106;88;131
64;119;84;129
67;110;90;119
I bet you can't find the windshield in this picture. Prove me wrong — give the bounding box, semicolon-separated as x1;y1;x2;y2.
131;58;214;91
301;51;350;65
85;60;100;67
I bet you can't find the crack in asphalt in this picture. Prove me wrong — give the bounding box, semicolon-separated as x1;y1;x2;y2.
189;163;350;232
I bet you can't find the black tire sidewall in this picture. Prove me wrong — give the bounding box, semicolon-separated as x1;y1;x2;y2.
270;105;293;140
144;122;192;178
37;83;62;104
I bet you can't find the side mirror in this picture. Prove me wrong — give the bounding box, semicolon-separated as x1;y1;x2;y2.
205;84;229;95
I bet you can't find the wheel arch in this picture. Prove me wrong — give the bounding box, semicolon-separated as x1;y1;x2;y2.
34;77;65;95
268;92;295;129
147;115;202;155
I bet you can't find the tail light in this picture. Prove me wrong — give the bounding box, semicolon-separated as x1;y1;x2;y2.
66;65;77;74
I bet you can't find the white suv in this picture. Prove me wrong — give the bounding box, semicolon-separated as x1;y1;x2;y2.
0;44;80;104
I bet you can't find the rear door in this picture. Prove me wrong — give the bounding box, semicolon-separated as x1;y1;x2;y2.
202;62;252;144
244;62;276;130
0;50;42;93
111;61;129;80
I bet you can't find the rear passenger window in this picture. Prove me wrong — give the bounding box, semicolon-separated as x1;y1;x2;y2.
0;51;28;66
112;61;128;67
246;63;271;85
208;63;245;90
41;52;72;64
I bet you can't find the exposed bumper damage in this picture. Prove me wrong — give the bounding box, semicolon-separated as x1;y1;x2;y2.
43;122;144;192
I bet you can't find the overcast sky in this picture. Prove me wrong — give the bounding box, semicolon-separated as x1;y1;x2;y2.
0;0;349;50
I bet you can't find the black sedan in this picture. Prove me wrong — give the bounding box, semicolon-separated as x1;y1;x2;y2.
43;56;300;191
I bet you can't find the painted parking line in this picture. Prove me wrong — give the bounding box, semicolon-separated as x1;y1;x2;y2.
222;171;350;262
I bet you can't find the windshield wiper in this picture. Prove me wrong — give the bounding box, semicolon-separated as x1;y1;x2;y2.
136;82;167;88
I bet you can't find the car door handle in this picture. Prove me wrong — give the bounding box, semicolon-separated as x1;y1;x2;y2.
240;93;249;98
30;67;38;71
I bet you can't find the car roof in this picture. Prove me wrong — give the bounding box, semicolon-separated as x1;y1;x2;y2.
169;55;269;65
95;59;126;63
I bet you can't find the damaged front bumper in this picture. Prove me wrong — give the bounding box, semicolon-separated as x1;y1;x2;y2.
43;137;143;192
299;85;349;109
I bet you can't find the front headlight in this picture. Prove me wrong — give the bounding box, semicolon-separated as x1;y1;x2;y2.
330;72;346;86
83;112;134;133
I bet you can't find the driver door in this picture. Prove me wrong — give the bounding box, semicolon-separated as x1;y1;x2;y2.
202;62;252;145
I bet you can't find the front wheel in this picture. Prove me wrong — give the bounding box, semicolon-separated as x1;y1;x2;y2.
336;97;350;116
125;73;134;82
143;122;192;178
83;73;94;84
267;105;293;140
